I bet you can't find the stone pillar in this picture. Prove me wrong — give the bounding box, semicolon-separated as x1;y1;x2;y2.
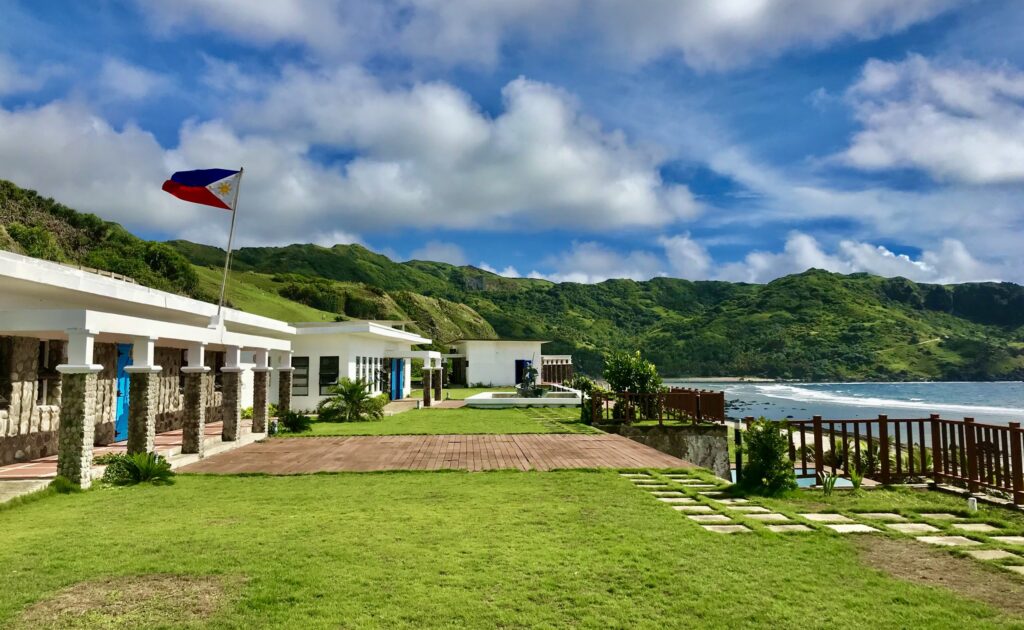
125;367;161;454
221;368;243;441
181;369;209;455
56;369;99;487
278;369;293;415
422;369;432;407
434;365;442;401
252;369;270;433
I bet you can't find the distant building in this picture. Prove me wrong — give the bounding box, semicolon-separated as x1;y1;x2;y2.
445;339;572;386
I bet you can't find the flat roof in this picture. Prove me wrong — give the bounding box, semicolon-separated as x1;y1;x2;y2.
453;338;551;344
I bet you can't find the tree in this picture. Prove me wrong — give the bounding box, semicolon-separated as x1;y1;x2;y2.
317;378;387;422
602;351;661;394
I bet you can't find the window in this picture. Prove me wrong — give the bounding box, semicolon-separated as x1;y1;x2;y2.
292;357;309;397
319;356;339;395
0;337;12;411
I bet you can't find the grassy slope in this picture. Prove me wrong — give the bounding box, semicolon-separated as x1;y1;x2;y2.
408;386;516;400
193;266;336;323
300;407;597;436
1;475;1021;628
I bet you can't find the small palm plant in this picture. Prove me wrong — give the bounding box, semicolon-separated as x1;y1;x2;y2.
100;452;174;486
317;378;386;423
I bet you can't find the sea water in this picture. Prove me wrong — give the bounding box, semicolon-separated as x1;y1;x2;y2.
665;380;1024;425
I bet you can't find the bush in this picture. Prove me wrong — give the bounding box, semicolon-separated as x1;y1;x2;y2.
100;452;174;486
279;411;314;433
242;406;254;419
317;378;386;422
602;351;661;395
268;403;279;418
49;475;82;494
739;418;797;495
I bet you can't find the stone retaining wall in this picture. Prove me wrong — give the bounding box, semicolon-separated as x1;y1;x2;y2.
602;423;731;479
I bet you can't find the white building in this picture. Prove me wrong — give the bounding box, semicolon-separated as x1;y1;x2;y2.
444;339;573;387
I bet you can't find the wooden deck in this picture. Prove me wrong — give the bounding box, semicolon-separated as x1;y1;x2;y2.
179;434;690;474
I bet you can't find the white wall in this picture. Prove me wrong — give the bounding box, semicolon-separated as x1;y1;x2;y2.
462;341;544;386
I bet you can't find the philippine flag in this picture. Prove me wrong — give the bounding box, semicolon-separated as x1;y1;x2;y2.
162;168;241;210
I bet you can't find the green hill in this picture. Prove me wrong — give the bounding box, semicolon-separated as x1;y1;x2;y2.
3;179;1023;380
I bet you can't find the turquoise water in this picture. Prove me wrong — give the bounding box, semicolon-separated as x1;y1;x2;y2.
666;381;1024;425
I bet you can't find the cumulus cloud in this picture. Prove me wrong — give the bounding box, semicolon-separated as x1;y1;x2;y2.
0;54;61;96
409;241;467;265
479;262;522;278
98;58;170;101
533;232;999;285
135;0;955;70
839;54;1024;184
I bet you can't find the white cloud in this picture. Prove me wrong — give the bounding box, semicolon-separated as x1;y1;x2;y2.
479;262;522;278
0;54;61;96
409;241;467;265
98;58;169;101
839;54;1024;184
534;241;665;284
135;0;956;71
659;233;713;280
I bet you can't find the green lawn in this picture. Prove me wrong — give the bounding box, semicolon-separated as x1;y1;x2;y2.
409;386;515;400
301;407;598;436
2;474;1022;628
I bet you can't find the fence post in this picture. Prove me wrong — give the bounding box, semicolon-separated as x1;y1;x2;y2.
964;418;979;493
735;419;750;484
929;414;942;486
812;415;824;477
878;415;890;484
590;392;601;425
1009;422;1023;506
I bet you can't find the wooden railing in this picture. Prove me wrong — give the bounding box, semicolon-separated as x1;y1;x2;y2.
746;414;1024;506
590;390;726;425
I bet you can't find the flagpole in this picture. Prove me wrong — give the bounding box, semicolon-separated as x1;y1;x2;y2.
216;167;244;323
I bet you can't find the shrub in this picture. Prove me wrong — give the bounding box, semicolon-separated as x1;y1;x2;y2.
819;470;839;496
241;406;254;419
317;378;386;422
739;418;798;496
268;403;279;418
50;475;82;494
603;351;661;395
100;452;174;486
279;411;314;433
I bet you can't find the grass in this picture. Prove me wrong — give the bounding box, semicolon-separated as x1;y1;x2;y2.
409;386;515;400
1;473;1022;628
193;266;336;322
300;407;600;436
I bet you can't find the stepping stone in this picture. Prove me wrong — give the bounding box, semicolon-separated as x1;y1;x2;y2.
636;485;671;490
745;513;790;522
965;549;1019;561
673;505;714;513
1005;566;1024;576
702;525;751;534
698;491;724;497
952;523;1000;533
658;497;696;504
729;506;770;513
856;512;906;521
800;513;852;523
679;484;717;488
992;536;1024;546
887;523;940;534
826;524;879;534
712;498;749;504
620;473;649;478
687;514;733;523
768;524;813;533
651;491;685;497
916;536;982;547
919;513;962;521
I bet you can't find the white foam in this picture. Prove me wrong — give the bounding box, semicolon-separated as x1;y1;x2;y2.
749;384;1024;417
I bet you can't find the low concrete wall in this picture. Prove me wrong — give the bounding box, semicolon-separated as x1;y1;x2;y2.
601;423;731;479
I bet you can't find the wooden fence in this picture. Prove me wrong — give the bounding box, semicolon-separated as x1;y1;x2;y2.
590;389;726;425
750;414;1024;506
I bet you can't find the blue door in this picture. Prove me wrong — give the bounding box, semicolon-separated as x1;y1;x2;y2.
390;359;405;400
114;343;132;441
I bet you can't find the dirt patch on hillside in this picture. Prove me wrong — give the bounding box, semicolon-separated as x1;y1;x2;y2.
14;574;235;629
853;537;1024;616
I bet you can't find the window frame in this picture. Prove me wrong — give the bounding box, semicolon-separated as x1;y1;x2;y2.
292;356;310;397
319;356;340;395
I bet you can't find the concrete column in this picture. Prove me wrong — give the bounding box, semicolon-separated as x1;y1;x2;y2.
278;370;293;415
56;369;100;487
422;369;432;407
221;368;243;441
433;363;442;401
252;368;271;433
125;367;161;454
181;341;209;456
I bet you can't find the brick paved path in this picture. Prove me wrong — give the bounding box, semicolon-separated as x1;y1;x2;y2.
180;434;689;474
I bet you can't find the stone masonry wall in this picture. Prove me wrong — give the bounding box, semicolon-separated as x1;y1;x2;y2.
154;348;186;433
609;424;732;479
0;336;63;465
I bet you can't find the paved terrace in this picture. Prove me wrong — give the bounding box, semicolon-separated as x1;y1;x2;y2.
181;433;689;474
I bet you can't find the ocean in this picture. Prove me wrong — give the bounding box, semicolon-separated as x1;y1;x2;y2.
664;380;1024;425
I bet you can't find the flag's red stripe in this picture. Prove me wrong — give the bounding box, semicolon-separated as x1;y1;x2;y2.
161;180;232;210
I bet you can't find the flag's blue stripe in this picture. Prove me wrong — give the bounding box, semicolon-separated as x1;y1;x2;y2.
169;168;239;187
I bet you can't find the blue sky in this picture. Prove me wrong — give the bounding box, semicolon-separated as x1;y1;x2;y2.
2;1;1023;284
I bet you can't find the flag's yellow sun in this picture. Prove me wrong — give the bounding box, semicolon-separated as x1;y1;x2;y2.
217;182;232;195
